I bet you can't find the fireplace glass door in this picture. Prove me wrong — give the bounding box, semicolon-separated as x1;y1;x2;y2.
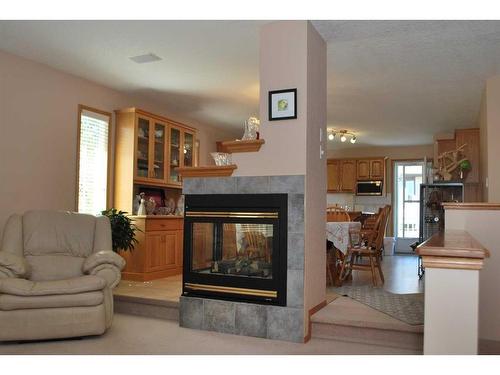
183;193;287;306
191;222;274;279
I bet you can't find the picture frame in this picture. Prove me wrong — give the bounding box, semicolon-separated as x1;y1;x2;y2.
268;88;297;121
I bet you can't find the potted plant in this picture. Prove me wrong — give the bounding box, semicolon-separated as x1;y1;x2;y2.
101;209;140;253
459;159;471;180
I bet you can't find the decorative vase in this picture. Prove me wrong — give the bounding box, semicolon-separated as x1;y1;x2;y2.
241;117;260;140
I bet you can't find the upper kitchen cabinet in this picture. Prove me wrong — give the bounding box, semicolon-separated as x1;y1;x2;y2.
356;158;386;180
327;160;340;192
327;159;356;193
115;108;198;189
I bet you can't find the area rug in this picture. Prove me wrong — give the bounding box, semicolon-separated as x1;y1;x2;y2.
329;285;424;325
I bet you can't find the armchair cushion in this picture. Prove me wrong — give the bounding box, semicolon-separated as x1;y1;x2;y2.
0;275;106;297
82;251;125;274
0;291;103;311
0;252;30;278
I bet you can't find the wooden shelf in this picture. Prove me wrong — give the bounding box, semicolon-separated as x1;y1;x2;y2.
217;139;265;153
175;165;237;177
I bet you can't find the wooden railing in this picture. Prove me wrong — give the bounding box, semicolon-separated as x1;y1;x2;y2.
417;230;489;354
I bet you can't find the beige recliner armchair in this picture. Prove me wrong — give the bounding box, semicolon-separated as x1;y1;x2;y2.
0;210;125;341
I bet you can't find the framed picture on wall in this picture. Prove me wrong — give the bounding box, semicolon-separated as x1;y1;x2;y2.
268;88;297;121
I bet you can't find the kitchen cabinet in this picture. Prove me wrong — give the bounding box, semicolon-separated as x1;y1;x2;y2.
328;157;386;194
327;160;340;192
119;217;183;281
327;159;356;193
356;160;370;180
356;158;386;180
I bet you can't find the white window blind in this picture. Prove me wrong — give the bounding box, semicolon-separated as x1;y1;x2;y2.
77;108;110;215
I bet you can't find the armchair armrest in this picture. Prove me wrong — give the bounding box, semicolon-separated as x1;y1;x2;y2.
0;251;30;279
83;251;126;288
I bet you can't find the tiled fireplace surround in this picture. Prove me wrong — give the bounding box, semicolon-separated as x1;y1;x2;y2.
180;175;305;342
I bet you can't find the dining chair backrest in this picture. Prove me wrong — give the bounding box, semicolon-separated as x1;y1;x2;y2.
326;205;351;222
372;205;391;252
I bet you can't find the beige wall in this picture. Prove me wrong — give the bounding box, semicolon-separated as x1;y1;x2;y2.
478;75;500;202
446;208;500;342
0;50;234;236
304;21;327;333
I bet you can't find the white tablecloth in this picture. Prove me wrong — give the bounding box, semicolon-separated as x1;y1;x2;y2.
326;221;362;254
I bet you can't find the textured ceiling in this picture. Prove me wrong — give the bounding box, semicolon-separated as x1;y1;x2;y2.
1;20;500;149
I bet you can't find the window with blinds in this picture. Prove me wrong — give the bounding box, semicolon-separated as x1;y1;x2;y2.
77;107;111;215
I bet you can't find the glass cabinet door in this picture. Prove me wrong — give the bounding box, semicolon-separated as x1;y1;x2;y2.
169;127;181;184
183;132;194;167
152;122;166;181
136;117;150;179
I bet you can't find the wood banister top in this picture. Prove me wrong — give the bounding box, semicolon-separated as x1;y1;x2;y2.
443;203;500;210
417;230;489;258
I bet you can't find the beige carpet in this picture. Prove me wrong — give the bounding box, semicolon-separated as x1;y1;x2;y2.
0;313;420;355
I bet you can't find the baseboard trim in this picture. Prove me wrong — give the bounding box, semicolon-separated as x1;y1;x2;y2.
479;339;500;354
304;300;328;343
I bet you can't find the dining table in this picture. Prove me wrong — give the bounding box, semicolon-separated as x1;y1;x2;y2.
326;221;362;285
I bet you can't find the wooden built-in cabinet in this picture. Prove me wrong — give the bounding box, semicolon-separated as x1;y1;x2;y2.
114;108;197;192
120;217;183;281
114;108;197;280
327;157;386;194
327;159;357;193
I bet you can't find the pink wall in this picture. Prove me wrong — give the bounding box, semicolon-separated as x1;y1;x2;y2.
0;50;233;236
231;21;327;338
231;21;308;176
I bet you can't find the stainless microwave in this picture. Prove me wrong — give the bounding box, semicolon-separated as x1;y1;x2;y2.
356;180;383;196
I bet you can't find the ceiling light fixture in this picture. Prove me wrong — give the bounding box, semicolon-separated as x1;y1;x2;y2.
328;129;358;145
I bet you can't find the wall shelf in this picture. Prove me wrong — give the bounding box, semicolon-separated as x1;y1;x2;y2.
175;165;237;178
217;139;265;153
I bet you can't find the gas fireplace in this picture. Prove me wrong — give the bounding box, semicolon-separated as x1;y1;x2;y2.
182;194;287;306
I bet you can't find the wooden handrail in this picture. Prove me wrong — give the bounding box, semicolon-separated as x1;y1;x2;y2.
443;203;500;211
416;230;489;270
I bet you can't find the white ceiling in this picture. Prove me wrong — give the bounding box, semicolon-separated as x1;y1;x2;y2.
1;20;500;149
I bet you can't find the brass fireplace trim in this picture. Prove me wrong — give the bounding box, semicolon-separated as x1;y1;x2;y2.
184;283;278;298
186;211;279;219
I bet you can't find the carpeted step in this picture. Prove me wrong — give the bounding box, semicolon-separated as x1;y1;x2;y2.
114;295;179;321
311;297;423;351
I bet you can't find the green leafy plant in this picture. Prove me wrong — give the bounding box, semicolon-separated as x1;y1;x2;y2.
101;209;140;253
459;159;471;171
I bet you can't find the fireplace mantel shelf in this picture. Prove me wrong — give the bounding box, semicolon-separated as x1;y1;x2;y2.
175;165;237;177
217;139;265;153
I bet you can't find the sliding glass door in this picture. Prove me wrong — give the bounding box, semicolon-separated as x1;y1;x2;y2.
393;161;424;253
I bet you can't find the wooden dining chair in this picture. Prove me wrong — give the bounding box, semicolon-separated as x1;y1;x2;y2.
339;206;389;286
326;205;351;222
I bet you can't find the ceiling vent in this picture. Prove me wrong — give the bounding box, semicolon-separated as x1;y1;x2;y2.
129;53;162;64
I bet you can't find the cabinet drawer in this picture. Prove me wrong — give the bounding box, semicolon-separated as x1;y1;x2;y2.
146;219;183;231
